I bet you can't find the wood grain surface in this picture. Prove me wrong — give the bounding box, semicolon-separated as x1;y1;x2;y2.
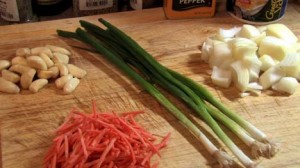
1;5;300;168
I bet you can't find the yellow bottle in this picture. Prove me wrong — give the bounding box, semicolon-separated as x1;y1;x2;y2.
163;0;217;19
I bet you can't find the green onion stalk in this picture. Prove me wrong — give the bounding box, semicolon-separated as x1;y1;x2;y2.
102;19;276;147
97;18;270;142
94;19;271;166
168;69;279;157
57;28;234;167
78;20;277;159
57;18;279;167
145;64;275;159
99;18;277;156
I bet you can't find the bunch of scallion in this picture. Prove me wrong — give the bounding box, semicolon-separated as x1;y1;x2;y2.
57;19;279;168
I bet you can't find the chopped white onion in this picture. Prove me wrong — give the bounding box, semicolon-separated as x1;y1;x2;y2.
200;23;300;96
259;54;277;72
247;82;263;90
211;66;232;88
237;24;261;39
209;42;232;68
279;53;300;78
231;61;249;92
258;36;295;61
240;92;250;98
259;65;286;89
272;77;298;94
218;27;241;38
266;24;298;45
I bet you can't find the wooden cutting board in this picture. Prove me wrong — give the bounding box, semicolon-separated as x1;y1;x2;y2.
1;5;300;168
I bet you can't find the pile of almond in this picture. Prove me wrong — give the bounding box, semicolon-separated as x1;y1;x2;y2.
0;45;87;94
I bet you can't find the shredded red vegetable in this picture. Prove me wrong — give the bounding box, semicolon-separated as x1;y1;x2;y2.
44;101;171;168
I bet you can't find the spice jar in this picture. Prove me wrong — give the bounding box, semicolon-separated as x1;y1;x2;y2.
163;0;217;19
0;0;37;24
226;0;288;24
73;0;118;17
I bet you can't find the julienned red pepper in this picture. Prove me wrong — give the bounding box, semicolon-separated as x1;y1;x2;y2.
44;101;171;168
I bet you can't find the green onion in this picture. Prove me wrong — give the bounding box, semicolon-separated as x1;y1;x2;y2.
57;18;279;167
96;19;258;167
169;69;267;140
58;28;234;167
80;20;275;158
130;60;257;166
168;69;279;157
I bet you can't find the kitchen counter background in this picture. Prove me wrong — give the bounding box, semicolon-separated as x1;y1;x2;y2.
1;4;300;168
1;0;299;26
26;1;300;24
0;0;162;25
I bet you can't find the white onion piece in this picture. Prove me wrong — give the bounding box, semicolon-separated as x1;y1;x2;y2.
250;32;266;45
247;82;263;90
259;54;277;72
248;89;262;96
209;42;232;68
201;37;216;62
279;53;300;78
231;61;249;92
229;37;257;48
257;26;267;33
266;24;298;45
248;69;259;82
243;56;262;72
258;36;295;61
259;65;286;89
240;92;250;97
237;24;261;39
272;77;298;94
201;42;211;63
218;27;241;38
211;66;232;88
243;56;262;82
233;45;258;60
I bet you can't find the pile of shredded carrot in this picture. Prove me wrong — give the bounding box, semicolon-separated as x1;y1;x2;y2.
44;102;171;168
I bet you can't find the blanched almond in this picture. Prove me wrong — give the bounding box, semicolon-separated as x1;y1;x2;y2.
48;66;59;78
9;64;32;74
29;79;48;93
67;64;87;78
55;74;73;89
1;69;20;83
0;60;10;71
40;53;54;68
0;77;20;94
46;45;71;55
11;56;27;65
63;77;80;94
31;47;53;58
20;69;36;89
27;56;47;70
16;48;31;57
37;70;53;79
52;52;69;64
56;63;68;76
